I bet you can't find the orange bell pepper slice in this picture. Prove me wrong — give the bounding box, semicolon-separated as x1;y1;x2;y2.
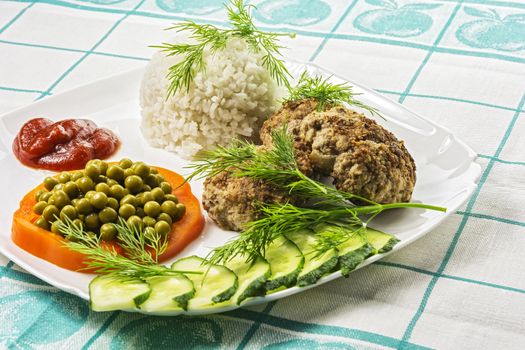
11;166;205;272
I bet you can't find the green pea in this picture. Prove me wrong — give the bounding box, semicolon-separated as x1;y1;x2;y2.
150;168;158;174
42;205;59;222
132;162;150;178
95;183;110;195
127;215;143;230
173;203;186;221
76;177;94;193
164;194;179;204
157;213;172;226
85;162;101;179
144;201;161;217
84;190;97;200
155;220;171;236
100;223;117;241
98;161;108;175
33;201;48;215
125;175;143;193
140;192;154;206
151;187;165;202
118;203;136;219
143;216;156;227
136;207;145;218
57;171;71;183
107;197;119;211
53;190;70;209
78;214;85;222
156;174;165;184
120;194;137;207
119;158;133;169
159;182;172;194
44;177;58;191
106;165;124;181
75;198;93;215
142;184;152;192
90;192;108;209
53;183;64;192
40;192;52;202
99;207;118;224
60;205;77;221
51;221;61;234
109;184;127;200
145;174;159;188
85;213;100;230
160;200;178;217
64;181;79;199
106;179;118;187
70;171;84;182
95;175;108;184
34;217;49;230
72;218;83;229
123;168;135;178
35;190;46;202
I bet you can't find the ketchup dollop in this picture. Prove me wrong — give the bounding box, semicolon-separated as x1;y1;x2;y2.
13;118;120;171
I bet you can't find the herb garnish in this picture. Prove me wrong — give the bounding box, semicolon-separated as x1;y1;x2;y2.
285;71;382;116
154;0;294;97
57;217;197;281
187;127;446;264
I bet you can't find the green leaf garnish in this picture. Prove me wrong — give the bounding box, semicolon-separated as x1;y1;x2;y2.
153;0;295;97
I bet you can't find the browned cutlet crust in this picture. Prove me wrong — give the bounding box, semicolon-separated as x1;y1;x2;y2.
202;170;291;231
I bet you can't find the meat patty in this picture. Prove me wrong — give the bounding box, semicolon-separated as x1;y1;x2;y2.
202;170;291;231
261;101;416;204
260;98;322;176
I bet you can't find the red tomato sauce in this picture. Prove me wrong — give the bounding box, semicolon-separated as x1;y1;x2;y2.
13;118;120;171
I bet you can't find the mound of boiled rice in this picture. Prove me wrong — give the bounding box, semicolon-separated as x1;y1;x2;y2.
140;37;282;158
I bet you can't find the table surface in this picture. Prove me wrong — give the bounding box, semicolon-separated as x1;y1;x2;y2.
1;0;524;349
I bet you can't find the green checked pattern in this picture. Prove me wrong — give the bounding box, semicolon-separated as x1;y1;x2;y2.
1;0;525;349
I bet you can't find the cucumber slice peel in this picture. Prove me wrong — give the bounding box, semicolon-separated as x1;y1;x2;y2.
225;255;271;305
139;274;195;312
285;230;338;287
365;228;399;254
171;255;238;310
89;275;150;312
264;235;304;291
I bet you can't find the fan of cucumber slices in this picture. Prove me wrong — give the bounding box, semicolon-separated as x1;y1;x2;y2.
90;227;397;314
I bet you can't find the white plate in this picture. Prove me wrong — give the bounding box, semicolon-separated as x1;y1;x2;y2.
0;61;481;315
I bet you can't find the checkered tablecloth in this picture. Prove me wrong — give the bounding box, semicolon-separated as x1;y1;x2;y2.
1;0;524;349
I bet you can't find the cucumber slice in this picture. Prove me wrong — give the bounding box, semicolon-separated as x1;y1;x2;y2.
225;255;271;305
139;274;195;312
264;235;304;291
336;233;373;277
89;275;150;312
285;230;339;287
365;227;399;254
171;256;238;310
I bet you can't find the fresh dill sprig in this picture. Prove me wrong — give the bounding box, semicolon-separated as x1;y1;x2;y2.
186;126;377;206
190;126;446;264
153;0;294;96
285;71;382;117
56;217;196;280
113;218;168;265
208;199;444;265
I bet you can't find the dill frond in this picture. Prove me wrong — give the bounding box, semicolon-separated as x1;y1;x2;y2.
56;216;196;281
285;71;382;117
154;0;294;96
191;126;446;264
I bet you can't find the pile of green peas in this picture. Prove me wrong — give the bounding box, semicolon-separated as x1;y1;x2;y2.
33;159;186;242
